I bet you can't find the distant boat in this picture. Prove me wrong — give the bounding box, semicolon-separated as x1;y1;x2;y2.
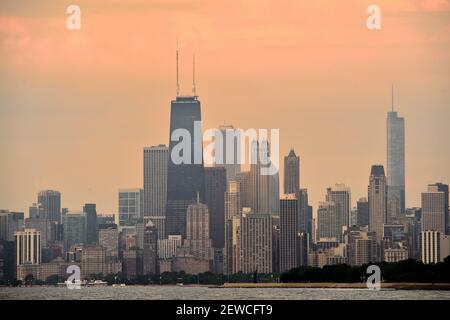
90;280;108;287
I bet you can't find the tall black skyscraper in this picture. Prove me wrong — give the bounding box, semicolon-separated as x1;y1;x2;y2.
205;167;227;249
279;194;298;273
166;96;205;238
83;203;98;244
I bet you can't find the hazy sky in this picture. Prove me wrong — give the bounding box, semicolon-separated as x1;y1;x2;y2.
1;0;449;216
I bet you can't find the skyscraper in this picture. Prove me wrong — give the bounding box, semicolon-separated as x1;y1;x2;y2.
284;149;299;194
279;194;298;273
166;96;205;238
83;204;98;245
235;171;251;208
98;224;119;262
386;96;405;221
224;181;241;274
37;190;61;223
297;189;312;235
425;183;449;234
143;145;168;217
81;245;106;278
0;211;24;242
62;212;86;250
118;189;143;226
356;197;369;227
317;201;337;240
225;181;241;221
326;184;351;242
269;173;280;215
214;124;241;182
421;184;447;234
240;211;273;274
185;197;212;262
368;165;387;242
204;167;227;249
249;140;271;214
143;220;158;274
15;228;41;266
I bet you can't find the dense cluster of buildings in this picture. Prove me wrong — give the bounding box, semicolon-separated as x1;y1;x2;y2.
0;91;449;283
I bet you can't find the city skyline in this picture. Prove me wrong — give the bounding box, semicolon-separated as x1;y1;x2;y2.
1;0;449;215
1;92;446;218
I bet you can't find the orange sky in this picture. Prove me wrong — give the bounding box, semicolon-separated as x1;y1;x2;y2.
1;0;449;215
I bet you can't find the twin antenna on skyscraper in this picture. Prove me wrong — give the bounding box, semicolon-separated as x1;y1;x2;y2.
176;42;197;97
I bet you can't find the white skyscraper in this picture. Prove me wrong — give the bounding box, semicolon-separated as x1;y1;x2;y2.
15;228;41;265
143;145;168;217
387;90;405;221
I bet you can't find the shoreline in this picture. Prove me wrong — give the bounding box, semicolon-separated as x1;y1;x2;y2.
219;282;450;290
2;283;450;290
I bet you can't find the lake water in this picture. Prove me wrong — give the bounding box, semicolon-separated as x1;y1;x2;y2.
1;286;449;300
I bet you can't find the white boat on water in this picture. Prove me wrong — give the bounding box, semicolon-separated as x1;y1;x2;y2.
90;280;108;287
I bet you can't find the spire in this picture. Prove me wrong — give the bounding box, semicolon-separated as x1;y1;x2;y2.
192;54;197;97
196;191;200;204
176;41;180;97
288;148;297;157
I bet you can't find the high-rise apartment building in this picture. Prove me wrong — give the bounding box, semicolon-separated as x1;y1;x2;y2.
368;165;387;242
317;201;337;241
81;245;106;278
143;145;168;217
421;183;448;234
15;228;41;265
326;184;351;242
279;194;298;273
240;211;273;274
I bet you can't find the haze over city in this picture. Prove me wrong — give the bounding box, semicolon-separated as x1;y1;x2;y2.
1;0;449;215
